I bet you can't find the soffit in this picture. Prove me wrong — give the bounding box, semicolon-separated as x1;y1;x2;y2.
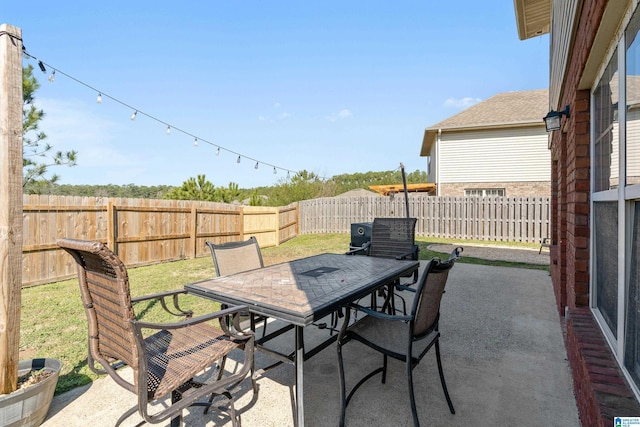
514;0;551;40
579;0;632;90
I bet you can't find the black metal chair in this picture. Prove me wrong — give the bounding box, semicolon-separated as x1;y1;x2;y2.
57;238;255;427
336;252;460;427
205;237;269;337
346;217;419;313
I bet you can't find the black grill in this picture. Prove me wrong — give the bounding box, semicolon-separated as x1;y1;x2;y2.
349;222;372;254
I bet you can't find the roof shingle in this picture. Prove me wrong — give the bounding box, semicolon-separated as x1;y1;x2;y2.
420;89;549;156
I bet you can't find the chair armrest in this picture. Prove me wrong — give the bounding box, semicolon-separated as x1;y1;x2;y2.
448;246;463;261
393;244;419;260
348;302;412;322
133;305;254;342
394;250;415;260
131;289;185;303
345;242;370;255
394;284;417;293
131;289;193;318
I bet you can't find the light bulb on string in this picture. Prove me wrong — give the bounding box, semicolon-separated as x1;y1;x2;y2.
237;155;241;163
96;93;102;104
130;111;137;121
194;138;198;147
166;125;171;135
47;70;55;82
273;167;277;174
255;162;259;169
216;147;220;156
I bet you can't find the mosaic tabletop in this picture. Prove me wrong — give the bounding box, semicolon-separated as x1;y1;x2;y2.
186;253;419;326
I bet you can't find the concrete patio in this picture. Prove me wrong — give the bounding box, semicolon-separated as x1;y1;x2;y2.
42;252;579;426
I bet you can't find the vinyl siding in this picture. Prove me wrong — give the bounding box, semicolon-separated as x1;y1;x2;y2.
550;0;579;107
438;126;550;183
628;108;640;185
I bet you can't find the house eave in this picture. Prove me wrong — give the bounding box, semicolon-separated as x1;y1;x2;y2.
514;0;551;40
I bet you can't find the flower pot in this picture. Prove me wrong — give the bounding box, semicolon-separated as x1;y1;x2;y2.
0;358;61;427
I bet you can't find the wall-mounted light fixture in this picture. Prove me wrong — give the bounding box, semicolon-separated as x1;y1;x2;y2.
543;105;570;132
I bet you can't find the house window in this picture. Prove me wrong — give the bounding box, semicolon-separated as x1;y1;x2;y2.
464;188;505;197
593;48;618;192
593;201;618;335
627;12;640;188
625;202;640;386
591;4;640;398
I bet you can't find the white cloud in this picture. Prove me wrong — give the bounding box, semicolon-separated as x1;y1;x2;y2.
273;102;281;108
326;108;353;122
443;97;482;109
37;98;130;167
258;115;266;121
278;112;292;120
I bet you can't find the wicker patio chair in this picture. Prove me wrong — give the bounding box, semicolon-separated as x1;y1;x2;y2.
205;237;269;337
345;217;419;313
336;252;460;427
57;238;255;427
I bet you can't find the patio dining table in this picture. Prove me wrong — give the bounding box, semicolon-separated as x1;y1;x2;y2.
185;252;419;426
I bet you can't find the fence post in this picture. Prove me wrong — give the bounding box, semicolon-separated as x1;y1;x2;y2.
190;205;197;258
0;24;23;394
107;200;116;252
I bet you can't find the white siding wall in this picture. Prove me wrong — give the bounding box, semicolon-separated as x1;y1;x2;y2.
438;126;550;183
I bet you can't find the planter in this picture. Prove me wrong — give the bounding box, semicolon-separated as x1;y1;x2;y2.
0;358;61;427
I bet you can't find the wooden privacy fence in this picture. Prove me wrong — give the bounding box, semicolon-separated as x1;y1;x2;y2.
22;194;548;287
22;195;297;287
298;195;550;243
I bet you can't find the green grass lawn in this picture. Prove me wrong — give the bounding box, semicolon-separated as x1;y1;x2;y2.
19;233;547;395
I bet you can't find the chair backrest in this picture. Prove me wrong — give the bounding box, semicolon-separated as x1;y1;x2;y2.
56;238;139;373
368;217;418;259
205;236;264;276
411;247;462;338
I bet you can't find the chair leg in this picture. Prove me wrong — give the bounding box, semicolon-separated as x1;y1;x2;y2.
337;338;348;427
435;340;455;414
381;354;388;384
406;358;420;427
170;391;183;427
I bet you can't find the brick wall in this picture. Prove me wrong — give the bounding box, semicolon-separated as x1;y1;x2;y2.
566;308;640;426
438;181;550;197
548;1;640;426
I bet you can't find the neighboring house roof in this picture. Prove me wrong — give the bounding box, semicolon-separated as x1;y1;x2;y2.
420;89;549;156
334;188;378;197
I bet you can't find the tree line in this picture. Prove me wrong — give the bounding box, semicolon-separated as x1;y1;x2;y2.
27;169;429;206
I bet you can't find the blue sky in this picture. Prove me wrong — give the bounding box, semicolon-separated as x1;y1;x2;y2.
4;1;549;189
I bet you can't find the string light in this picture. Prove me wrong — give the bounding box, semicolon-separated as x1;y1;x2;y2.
19;51;307;180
